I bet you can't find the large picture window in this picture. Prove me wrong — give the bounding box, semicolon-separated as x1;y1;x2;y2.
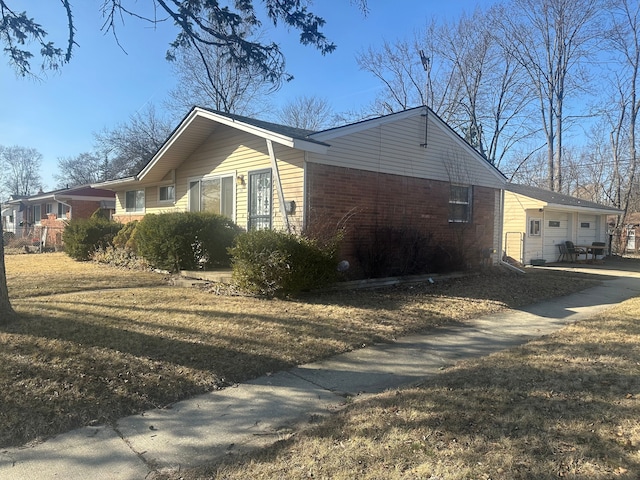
125;190;145;212
189;176;233;218
448;185;471;223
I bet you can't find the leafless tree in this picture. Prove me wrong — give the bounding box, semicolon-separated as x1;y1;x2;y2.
602;0;640;225
55;153;111;188
356;8;533;167
165;28;272;117
0;145;43;196
495;0;601;192
357;38;431;115
92;104;173;179
275;95;335;130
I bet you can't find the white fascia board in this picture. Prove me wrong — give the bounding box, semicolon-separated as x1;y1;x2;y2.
428;112;507;186
137;108;328;182
545;205;624;215
137;109;203;181
54;195;116;202
91;177;138;190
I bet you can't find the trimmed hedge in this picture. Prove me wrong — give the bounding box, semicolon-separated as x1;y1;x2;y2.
133;212;243;272
230;229;340;297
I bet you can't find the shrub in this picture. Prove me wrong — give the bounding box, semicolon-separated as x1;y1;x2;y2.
133;212;242;272
63;217;122;261
354;226;468;278
230;229;340;297
113;220;138;251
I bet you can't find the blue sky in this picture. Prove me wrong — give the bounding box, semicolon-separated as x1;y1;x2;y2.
1;1;484;189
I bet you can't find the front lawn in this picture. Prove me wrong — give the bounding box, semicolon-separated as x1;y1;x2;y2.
0;253;605;448
192;298;640;480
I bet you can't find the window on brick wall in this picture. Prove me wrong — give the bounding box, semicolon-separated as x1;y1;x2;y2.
448;185;472;223
125;190;145;212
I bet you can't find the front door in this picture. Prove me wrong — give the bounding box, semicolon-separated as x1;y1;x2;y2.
248;169;272;230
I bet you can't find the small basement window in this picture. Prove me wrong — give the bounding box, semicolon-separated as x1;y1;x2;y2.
548;220;560;228
581;222;590;228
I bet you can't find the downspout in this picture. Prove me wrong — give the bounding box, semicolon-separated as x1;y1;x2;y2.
52;195;73;220
266;139;291;233
498;187;525;274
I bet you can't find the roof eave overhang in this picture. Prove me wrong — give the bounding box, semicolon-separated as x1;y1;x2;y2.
543;204;624;215
137;107;328;183
91;177;138;190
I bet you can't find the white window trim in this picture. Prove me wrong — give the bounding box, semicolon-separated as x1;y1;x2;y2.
187;172;236;218
125;189;145;213
158;184;176;204
448;184;472;223
529;218;541;236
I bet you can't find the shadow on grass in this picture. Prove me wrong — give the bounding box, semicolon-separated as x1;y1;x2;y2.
208;332;640;479
0;304;297;449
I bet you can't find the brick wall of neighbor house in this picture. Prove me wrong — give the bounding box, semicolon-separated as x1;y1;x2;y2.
305;162;497;273
71;200;104;220
38;200;110;248
40;213;65;247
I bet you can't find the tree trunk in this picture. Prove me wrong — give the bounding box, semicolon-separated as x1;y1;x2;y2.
0;238;16;323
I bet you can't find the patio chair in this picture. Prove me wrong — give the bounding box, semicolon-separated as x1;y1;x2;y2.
565;241;586;262
557;242;569;262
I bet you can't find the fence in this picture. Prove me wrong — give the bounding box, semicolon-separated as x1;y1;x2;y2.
3;224;66;251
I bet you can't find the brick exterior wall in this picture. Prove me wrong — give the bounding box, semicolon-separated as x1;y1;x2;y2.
71;200;104;220
113;214;145;224
38;200;109;248
305;163;497;276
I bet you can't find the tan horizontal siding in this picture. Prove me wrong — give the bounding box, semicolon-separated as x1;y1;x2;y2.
111;126;306;231
309;113;504;189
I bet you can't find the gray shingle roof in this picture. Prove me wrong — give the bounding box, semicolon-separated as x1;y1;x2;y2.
506;183;621;212
197;107;327;146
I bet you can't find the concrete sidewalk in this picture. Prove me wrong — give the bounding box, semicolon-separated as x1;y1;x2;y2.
2;265;640;479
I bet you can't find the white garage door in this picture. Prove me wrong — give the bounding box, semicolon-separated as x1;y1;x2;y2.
543;212;570;260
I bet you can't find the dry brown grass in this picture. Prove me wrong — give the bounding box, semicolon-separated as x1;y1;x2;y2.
0;252;618;452
176;297;640;480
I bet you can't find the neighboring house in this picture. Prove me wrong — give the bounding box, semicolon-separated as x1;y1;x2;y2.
503;183;622;265
1;194;28;236
615;212;640;253
95;106;507;275
2;186;116;248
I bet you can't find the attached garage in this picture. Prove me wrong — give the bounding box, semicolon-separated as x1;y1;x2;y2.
503;184;622;265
